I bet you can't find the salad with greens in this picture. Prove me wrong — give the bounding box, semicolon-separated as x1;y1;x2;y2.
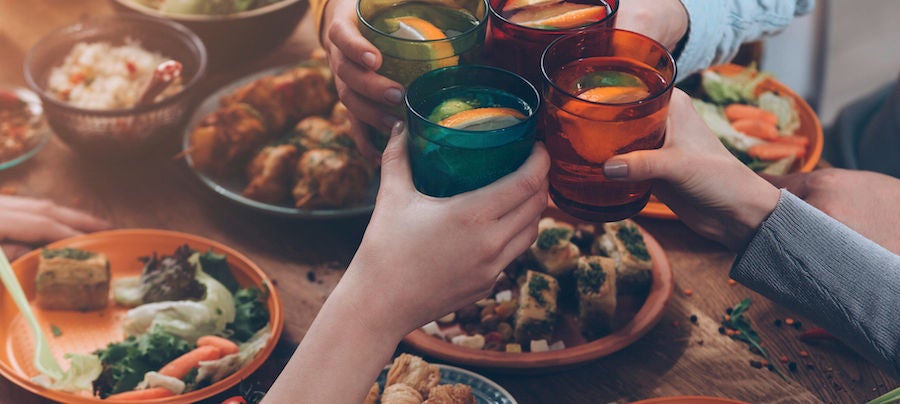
692;64;808;175
32;245;272;400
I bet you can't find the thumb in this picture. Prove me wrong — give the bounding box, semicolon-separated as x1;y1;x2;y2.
602;148;670;182
378;121;414;191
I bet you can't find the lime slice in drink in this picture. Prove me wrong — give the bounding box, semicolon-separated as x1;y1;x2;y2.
439;107;526;131
428;98;477;122
385;16;460;66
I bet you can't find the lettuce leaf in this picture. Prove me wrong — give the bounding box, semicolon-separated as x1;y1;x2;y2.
701;65;771;105
757;91;800;134
92;327;191;398
32;353;102;393
692;98;763;151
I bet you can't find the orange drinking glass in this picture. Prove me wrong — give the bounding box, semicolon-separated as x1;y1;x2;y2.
540;29;675;222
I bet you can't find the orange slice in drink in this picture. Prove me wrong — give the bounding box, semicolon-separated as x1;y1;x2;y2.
512;4;607;29
577;86;650;104
502;0;561;13
439;107;526;131
386;16;459;66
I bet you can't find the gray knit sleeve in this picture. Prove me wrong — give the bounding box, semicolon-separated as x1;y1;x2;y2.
731;190;900;377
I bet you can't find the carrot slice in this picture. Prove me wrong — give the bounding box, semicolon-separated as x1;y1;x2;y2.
732;118;779;141
105;387;176;400
197;335;240;356
748;142;806;161
158;345;223;380
774;135;809;146
724;104;778;126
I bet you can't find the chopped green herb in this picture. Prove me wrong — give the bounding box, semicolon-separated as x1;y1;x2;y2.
536;227;572;250
722;298;789;382
528;275;550;305
50;324;62;337
41;248;95;260
617;226;650;261
577;262;607;295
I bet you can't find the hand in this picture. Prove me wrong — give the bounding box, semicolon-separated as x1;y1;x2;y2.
761;169;900;254
602;90;781;251
0;195;111;260
340;121;550;339
264;122;549;404
321;0;404;160
615;0;689;51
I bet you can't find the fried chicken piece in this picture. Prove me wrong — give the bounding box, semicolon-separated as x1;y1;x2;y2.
273;66;337;122
381;383;423;404
189;103;268;176
424;384;475;404
242;144;300;204
292;148;372;209
294;116;354;150
221;76;290;132
385;354;441;399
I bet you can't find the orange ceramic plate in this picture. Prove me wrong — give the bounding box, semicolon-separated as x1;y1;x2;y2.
632;397;748;404
639;63;823;220
0;229;284;403
402;206;674;371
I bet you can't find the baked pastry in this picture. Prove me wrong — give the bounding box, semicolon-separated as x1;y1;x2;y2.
381;383;424;404
363;382;380;404
35;248;110;311
385;353;441;398
424;384;475;404
575;256;618;339
593;219;653;294
529;217;580;277
513;270;559;344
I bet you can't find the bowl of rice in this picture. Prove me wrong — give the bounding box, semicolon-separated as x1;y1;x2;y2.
24;14;207;157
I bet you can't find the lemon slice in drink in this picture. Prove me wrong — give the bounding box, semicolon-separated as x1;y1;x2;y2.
502;0;561;12
385;16;459;66
513;4;607;29
439;107;526;131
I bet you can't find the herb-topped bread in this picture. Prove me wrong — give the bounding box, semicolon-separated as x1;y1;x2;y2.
35;247;110;311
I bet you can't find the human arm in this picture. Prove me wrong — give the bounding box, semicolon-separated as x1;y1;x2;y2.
616;0;815;81
732;190;900;377
761;169;900;254
262;122;550;403
0;195;111;260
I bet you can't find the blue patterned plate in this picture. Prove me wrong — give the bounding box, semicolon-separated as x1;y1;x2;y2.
377;363;517;404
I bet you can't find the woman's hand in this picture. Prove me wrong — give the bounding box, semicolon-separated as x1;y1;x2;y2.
0;195;111;259
264;122;549;404
615;0;689;51
762;169;900;254
602;90;781;251
321;0;405;160
341;121;550;340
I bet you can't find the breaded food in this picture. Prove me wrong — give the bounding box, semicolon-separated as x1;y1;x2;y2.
513;270;559;344
35;248;110;311
363;382;380;404
292;148;372;209
592;219;653;294
575;255;617;339
424;384;475;404
381;383;423;404
528;217;581;277
386;353;441;398
189;103;269;176
243;144;300;204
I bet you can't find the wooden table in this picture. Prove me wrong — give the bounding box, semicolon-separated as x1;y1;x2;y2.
0;2;895;403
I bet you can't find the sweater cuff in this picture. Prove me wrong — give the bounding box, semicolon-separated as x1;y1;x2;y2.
674;0;727;81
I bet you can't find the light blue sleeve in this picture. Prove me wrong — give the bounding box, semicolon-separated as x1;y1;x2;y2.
676;0;815;80
730;190;900;377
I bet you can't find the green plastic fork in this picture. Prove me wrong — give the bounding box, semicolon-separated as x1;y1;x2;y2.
0;249;63;380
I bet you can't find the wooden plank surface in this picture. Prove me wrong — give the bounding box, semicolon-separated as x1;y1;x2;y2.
0;2;895;403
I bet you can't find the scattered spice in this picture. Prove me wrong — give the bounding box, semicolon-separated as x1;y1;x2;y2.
728;279;737;285
797;327;836;342
767;363;775;371
785;318;795;326
683;288;693;297
50;324;62;337
793;320;803;330
721;298;789;381
0;186;16;195
689;314;698;324
306;271;316;282
774;319;783;327
749;360;762;369
788;362;798;372
718;327;726;335
697;339;704;345
779;355;789;363
726;307;733;315
799;350;809;358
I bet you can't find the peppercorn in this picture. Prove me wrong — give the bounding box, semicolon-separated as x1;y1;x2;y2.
749;360;762;369
774;319;783;327
789;362;798;372
718;327;726;335
793;321;803;330
726;307;733;315
689;314;698;324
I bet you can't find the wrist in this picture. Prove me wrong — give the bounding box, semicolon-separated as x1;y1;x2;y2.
329;259;414;344
725;175;780;251
670;0;690;55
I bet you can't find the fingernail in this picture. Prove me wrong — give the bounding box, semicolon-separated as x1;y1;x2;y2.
603;159;629;178
384;87;403;105
391;120;406;136
382;115;400;129
361;52;377;69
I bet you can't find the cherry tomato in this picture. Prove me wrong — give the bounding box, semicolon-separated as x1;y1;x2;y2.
221;396;247;404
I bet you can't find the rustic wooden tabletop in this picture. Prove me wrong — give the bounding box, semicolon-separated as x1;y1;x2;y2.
0;1;895;403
